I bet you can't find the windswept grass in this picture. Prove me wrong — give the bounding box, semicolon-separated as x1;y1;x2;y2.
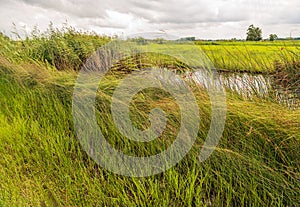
1;24;110;71
0;26;299;206
0;53;299;206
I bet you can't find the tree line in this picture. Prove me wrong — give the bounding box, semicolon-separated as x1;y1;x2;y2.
246;24;278;41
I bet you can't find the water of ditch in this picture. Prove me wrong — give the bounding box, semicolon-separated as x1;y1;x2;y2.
189;69;299;110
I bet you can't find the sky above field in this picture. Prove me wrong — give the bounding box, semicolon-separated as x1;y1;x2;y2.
0;0;300;39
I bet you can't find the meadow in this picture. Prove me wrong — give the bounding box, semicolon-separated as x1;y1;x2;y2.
0;27;299;206
197;40;300;72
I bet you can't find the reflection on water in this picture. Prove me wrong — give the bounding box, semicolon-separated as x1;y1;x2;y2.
273;89;300;110
187;69;299;109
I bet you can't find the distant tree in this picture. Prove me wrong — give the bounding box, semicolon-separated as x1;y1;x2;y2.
269;34;278;41
178;37;196;41
154;38;165;44
131;37;148;45
184;37;196;41
246;25;262;41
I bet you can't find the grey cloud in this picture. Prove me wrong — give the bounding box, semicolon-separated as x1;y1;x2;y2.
19;0;108;18
15;0;300;26
1;0;300;39
114;0;251;24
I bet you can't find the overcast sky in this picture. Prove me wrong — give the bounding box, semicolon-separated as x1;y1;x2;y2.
1;0;300;39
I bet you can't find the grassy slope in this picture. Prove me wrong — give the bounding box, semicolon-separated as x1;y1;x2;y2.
0;29;299;206
0;56;299;206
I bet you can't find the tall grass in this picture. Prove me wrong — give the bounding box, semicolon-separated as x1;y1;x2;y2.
272;60;300;94
1;53;300;206
1;24;110;71
0;26;299;206
269;60;300;109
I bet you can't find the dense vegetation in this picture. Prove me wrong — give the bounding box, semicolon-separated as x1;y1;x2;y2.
0;27;299;206
0;25;111;71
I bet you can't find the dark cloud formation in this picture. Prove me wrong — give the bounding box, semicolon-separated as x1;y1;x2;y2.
1;0;300;39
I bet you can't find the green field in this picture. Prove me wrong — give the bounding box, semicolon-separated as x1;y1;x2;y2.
137;40;300;73
197;41;300;72
0;28;299;206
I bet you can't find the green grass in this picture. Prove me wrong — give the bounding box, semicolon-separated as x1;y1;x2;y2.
0;54;299;206
143;40;300;73
2;27;300;73
197;41;300;73
0;26;299;206
0;25;110;71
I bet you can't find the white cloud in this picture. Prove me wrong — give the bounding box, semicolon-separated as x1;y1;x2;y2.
1;0;300;39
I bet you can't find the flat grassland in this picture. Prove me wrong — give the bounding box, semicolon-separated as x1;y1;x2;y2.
144;40;300;72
